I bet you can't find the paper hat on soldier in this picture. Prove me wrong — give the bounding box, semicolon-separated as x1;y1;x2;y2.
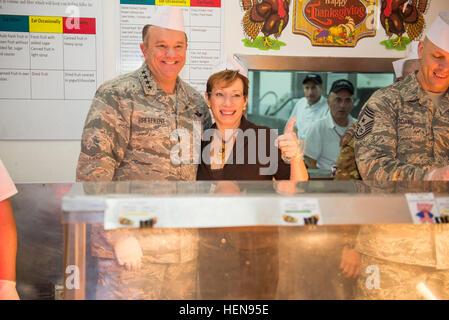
426;12;449;53
151;6;185;33
211;54;248;77
392;41;420;78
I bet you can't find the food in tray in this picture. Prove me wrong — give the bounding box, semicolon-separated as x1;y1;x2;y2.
140;217;158;228
283;214;298;223
304;215;319;225
119;217;134;226
435;214;449;224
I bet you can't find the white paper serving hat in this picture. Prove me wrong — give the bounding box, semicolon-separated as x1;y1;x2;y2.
426;12;449;53
392;41;420;78
211;54;248;77
151;6;185;33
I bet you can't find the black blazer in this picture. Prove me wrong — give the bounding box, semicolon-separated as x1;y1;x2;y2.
197;117;290;181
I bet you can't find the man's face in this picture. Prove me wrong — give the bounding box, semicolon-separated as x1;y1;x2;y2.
140;26;187;83
417;38;449;93
328;89;354;124
302;81;323;105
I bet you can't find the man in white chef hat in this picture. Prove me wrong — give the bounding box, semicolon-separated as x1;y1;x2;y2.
392;41;421;81
353;12;449;300
356;11;449;181
76;6;212;299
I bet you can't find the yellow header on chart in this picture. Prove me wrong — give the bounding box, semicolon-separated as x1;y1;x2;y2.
29;16;63;33
155;0;190;6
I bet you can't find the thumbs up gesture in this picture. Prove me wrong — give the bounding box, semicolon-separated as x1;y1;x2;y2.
277;117;306;164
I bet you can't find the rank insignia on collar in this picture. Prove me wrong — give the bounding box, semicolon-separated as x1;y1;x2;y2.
140;69;153;92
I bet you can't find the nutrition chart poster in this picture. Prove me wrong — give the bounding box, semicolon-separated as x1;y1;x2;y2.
0;0;103;139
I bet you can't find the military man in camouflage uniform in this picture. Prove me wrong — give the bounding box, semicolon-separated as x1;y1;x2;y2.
76;7;212;299
335;42;422;181
354;12;449;299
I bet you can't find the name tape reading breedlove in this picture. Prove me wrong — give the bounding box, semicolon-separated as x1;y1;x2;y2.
104;197;323;230
405;193;449;225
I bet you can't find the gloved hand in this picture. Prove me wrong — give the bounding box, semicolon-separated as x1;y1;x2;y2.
278;117;306;164
425;166;449;181
113;236;143;271
0;280;20;300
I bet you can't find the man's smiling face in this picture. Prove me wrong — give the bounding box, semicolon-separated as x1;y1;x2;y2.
141;25;187;84
417;38;449;94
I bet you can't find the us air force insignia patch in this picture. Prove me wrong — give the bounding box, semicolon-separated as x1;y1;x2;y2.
355;106;374;140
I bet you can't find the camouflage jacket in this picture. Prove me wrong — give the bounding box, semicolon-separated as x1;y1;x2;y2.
76;63;212;262
354;74;449;268
334;122;361;180
76;62;212;182
354;73;449;181
356;223;449;269
350;182;449;269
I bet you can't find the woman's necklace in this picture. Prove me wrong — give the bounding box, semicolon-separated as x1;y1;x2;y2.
219;142;226;161
218;130;237;161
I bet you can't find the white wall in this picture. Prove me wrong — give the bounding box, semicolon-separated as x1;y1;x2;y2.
1;0;447;183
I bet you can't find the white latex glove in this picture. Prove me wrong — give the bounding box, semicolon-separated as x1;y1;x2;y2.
278;117;306;164
0;280;20;300
113;236;143;271
425;166;449;181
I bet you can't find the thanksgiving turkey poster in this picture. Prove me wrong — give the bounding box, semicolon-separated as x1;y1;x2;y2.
293;0;378;47
241;0;292;50
379;0;430;50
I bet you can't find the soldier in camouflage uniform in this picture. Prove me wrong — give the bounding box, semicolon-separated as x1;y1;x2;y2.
76;7;212;299
354;13;449;299
335;41;422;182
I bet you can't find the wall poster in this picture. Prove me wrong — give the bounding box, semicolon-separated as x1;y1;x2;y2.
0;0;103;140
118;0;224;93
292;0;377;47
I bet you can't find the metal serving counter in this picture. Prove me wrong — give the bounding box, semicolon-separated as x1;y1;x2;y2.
58;181;449;300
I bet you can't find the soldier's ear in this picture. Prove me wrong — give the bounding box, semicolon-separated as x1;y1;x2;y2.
140;43;149;58
418;40;424;59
